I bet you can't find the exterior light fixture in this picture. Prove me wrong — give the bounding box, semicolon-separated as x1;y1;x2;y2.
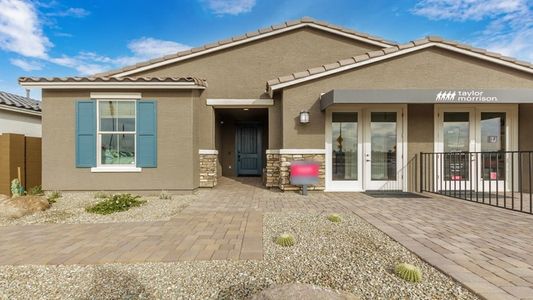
243;108;249;111
299;110;310;124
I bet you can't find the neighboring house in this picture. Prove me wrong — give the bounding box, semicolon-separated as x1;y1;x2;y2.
19;17;533;192
0;91;41;137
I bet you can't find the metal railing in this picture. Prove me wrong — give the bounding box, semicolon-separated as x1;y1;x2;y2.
420;151;533;214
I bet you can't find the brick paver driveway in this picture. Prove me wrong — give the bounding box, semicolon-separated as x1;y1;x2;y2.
2;177;533;299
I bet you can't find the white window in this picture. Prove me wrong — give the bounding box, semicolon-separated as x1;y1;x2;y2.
97;100;136;167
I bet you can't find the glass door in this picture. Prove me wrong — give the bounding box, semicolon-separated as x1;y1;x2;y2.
325;111;362;191
363;109;403;190
436;109;476;192
476;111;509;192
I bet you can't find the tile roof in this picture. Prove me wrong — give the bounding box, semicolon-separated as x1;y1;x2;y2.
95;17;396;77
0;91;41;113
19;76;208;87
267;36;533;91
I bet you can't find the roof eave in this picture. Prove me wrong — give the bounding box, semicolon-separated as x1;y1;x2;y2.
19;81;207;90
0;104;41;116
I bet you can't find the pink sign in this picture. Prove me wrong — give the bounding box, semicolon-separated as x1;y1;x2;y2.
490;172;497;180
451;175;462;180
291;164;319;177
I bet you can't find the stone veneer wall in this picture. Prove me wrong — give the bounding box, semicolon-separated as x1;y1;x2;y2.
199;152;218;188
266;150;325;191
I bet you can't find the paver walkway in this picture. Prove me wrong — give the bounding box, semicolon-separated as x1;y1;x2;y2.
2;176;533;299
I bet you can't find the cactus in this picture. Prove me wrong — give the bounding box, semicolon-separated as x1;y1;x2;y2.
327;213;342;223
395;263;422;283
159;190;172;200
10;179;23;197
275;233;295;247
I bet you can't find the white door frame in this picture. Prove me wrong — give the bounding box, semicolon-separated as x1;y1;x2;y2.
434;104;518;192
325;104;407;192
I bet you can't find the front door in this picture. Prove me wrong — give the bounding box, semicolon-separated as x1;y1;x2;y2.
236;124;262;176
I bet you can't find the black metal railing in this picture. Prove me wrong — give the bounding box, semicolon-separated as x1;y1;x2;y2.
420;151;533;214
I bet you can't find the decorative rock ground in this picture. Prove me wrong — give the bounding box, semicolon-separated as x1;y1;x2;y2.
249;283;359;300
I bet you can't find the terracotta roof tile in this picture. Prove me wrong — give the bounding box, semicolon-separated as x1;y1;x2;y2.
18;76;207;87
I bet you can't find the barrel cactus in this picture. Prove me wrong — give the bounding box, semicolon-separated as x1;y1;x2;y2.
275;233;295;247
327;213;342;223
10;179;23;197
395;263;422;283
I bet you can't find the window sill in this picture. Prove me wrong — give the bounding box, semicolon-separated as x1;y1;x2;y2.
90;167;142;173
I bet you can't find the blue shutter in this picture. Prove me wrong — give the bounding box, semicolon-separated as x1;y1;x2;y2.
76;100;96;167
137;100;157;167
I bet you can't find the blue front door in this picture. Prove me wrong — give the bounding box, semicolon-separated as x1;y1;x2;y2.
236;124;262;176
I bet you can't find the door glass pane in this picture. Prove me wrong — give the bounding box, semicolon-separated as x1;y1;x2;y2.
332;112;358;180
443;112;470;180
370;112;396;181
481;112;506;180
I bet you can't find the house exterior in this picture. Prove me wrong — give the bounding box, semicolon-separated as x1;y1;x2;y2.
0;91;41;137
19;18;533;193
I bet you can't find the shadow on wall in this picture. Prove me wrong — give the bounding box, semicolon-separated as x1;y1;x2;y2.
84;267;154;299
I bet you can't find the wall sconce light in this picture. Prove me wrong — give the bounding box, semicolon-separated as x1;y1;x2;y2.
299;110;310;124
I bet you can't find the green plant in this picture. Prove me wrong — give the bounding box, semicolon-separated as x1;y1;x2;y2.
159;190;172;200
275;233;295;247
94;191;108;199
395;263;422;283
86;193;145;215
27;185;44;196
327;213;342;223
10;179;23;197
47;191;62;204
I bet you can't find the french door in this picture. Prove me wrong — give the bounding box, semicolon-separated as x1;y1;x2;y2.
435;105;517;192
325;106;405;191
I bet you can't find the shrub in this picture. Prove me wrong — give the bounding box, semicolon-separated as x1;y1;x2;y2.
27;185;44;196
94;191;108;199
47;191;62;204
395;263;422;283
159;190;172;200
86;193;145;215
10;179;23;197
275;233;295;247
327;213;342;223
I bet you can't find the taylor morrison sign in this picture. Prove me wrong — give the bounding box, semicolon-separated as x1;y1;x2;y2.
435;90;498;102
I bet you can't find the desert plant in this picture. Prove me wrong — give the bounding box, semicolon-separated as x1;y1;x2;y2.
275;233;295;247
395;263;422;283
159;190;172;200
94;191;108;199
10;179;23;197
27;185;44;196
86;193;145;215
47;191;62;204
327;213;342;223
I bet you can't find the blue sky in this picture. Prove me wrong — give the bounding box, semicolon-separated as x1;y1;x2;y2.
0;0;532;99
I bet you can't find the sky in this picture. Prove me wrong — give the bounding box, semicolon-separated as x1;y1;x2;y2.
0;0;532;100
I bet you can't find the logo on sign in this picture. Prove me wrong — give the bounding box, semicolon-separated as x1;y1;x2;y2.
435;90;498;102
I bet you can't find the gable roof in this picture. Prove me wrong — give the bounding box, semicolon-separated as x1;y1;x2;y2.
0;91;41;116
267;36;533;94
97;17;396;78
19;76;207;89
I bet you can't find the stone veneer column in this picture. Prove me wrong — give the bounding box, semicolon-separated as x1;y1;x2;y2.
199;150;218;188
266;150;325;191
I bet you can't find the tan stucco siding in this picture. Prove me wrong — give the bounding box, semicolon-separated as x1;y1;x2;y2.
519;104;533;192
134;28;382;99
268;94;283;149
42;89;199;191
407;104;434;191
282;47;533;149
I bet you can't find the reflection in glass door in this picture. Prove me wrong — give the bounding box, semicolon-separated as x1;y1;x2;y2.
443;112;471;182
332;112;358;181
479;112;507;191
365;111;402;190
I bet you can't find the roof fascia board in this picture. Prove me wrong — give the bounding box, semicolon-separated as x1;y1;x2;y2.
0;104;41;116
111;23;393;77
268;42;533;94
19;82;206;89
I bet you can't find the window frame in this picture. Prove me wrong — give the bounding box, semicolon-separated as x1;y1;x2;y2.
92;99;141;172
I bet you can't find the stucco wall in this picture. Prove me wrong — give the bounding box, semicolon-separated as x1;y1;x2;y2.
282;47;533;149
42;89;200;191
407;104;434;192
0;109;41;137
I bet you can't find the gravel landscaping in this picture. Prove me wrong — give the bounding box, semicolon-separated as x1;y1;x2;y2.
0;212;478;299
0;192;194;226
